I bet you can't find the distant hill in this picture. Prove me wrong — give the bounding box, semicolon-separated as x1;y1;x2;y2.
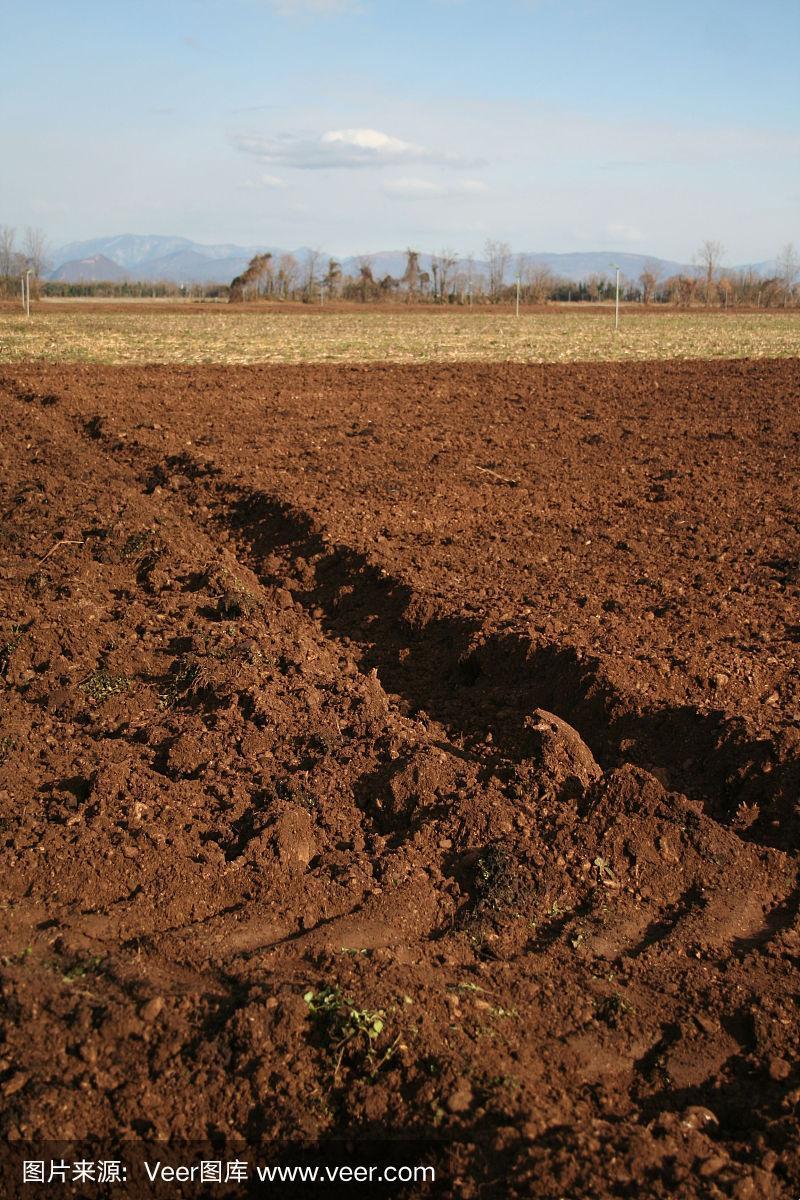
520;251;689;280
50;254;131;283
52;234;274;271
48;234;776;287
49;235;285;285
134;249;256;284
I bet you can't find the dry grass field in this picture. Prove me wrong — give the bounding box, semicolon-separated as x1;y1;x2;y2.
1;306;799;363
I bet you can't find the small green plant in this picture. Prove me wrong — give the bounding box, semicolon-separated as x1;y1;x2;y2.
0;946;32;967
121;531;151;559
473;843;529;913
0;735;16;762
303;985;397;1079
161;658;197;707
476;845;508;891
481;1072;522;1099
276;776;317;810
201;563;260;619
594;993;634;1028
159;654;213;708
79;669;129;702
61;955;105;982
488;1005;518;1020
594;856;618;884
215;568;258;618
0;625;24;677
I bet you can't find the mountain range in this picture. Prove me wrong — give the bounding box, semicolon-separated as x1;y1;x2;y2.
48;234;777;286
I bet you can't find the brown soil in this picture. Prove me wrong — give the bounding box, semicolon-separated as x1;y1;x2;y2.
0;360;798;1198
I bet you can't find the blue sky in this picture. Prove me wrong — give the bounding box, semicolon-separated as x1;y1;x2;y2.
1;0;798;260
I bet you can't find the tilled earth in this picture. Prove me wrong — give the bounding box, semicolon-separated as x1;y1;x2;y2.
0;360;799;1198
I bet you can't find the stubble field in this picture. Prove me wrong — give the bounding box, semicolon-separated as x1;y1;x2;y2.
1;304;800;364
0;322;799;1198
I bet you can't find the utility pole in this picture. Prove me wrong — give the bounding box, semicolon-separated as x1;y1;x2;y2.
25;269;32;317
610;263;620;330
515;275;521;318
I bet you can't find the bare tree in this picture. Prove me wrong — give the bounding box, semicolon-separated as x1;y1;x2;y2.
484;239;511;302
356;255;376;303
462;253;477;303
258;254;276;297
401;248;421;302
23;226;49;281
323;257;342;299
515;252;530;302
639;260;660;305
718;274;734;309
277;253;299;299
437;248;457;302
0;226;17;279
528;264;556;304
727;266;758;307
378;273;397;300
586;272;606;303
302;248;322;301
666;273;698;308
430;253;440;301
776;242;799;307
229;252;273;302
696;239;724;306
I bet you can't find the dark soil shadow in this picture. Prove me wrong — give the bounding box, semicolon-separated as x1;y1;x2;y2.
218;485;800;853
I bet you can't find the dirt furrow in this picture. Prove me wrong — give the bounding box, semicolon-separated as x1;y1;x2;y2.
1;368;799;1197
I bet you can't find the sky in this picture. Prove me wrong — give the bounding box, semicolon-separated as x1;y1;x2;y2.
1;0;798;262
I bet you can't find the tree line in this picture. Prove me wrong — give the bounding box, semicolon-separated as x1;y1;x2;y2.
2;226;798;307
227;240;800;308
0;225;48;299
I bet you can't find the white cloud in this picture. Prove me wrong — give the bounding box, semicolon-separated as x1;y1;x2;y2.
383;177;488;198
239;172;288;190
322;128;417;154
383;177;443;196
232;126;468;169
606;222;645;244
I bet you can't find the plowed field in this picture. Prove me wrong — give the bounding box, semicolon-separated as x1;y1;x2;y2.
0;360;798;1198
